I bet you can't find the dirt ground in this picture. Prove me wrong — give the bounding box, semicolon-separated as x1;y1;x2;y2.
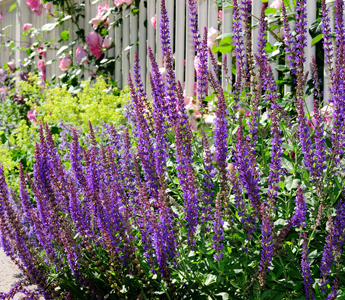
0;247;43;300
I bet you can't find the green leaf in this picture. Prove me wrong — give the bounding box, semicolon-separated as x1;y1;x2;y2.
204;274;217;286
9;3;17;12
215;293;229;300
265;8;277;15
261;0;268;2
311;34;323;46
285;176;300;191
275;64;289;72
271;292;286;300
41;22;58;31
57;45;69;56
60;30;69;41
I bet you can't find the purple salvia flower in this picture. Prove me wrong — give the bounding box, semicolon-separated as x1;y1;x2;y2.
258;203;273;287
208;71;229;192
294;0;307;80
334;0;345;68
320;0;334;77
291;186;307;228
196;28;209;110
268;110;283;204
326;277;339;300
256;4;268;73
319;214;334;293
128;73;158;196
160;0;178;124
212;193;224;261
301;232;315;300
201;130;215;223
208;47;221;86
233;0;246;82
281;2;295;68
186;0;201;51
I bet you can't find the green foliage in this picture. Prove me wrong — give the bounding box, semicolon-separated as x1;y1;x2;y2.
0;76;129;191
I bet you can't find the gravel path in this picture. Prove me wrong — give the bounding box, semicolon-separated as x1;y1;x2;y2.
0;247;42;300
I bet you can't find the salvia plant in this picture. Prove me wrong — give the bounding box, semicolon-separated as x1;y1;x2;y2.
0;0;345;299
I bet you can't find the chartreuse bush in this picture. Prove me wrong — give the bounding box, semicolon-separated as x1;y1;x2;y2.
0;75;128;191
1;0;345;300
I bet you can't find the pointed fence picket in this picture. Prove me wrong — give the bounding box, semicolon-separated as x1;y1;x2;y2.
0;0;333;110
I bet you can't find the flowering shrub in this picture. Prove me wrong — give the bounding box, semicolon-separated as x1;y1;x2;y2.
0;75;128;194
1;0;345;300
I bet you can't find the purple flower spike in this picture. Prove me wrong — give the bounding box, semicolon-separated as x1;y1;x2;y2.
301;232;315;300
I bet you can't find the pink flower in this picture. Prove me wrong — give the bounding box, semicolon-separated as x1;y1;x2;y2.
90;45;103;58
194;55;201;75
37;59;45;71
185;95;193;106
59;56;72;71
42;2;53;16
38;59;46;82
76;46;89;64
7;60;15;72
113;0;133;7
102;37;112;49
207;27;218;48
89;4;109;29
85;32;103;47
0;12;3;21
151;14;157;29
23;23;33;31
218;10;223;22
26;0;43;15
37;46;46;59
27;109;37;124
270;0;283;10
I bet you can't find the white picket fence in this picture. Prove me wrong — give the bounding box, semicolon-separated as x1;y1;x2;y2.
0;0;335;109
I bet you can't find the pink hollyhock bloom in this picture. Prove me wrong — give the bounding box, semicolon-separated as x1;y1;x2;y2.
207;27;218;48
26;0;43;15
90;45;103;58
114;0;133;7
0;12;3;21
218;10;223;22
270;0;283;10
185;95;193;106
194;55;200;75
85;32;103;47
89;4;109;29
37;59;45;71
38;59;46;82
37;46;46;59
42;2;53;16
7;60;15;72
27;109;37;123
102;37;112;49
151;14;157;29
23;23;33;31
59;56;72;71
76;46;89;64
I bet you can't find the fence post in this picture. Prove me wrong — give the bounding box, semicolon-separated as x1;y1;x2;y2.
267;0;278;81
156;0;163;68
222;2;232;90
323;0;335;105
122;6;130;87
304;0;317;113
138;0;147;88
185;7;195;97
175;0;185;86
